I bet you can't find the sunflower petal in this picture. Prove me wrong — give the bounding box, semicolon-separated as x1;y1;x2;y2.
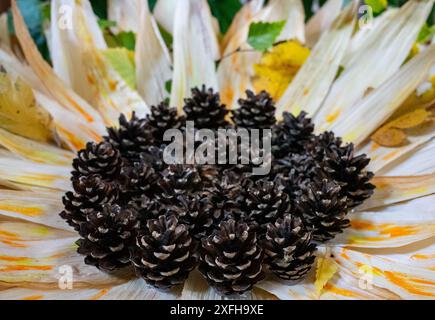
0;189;68;231
0;13;10;50
51;0;149;124
315;1;434;133
332;195;435;248
181;269;275;300
0;278;177;300
305;0;343;47
153;0;178;35
108;0;140;33
135;0;172;106
0;157;70;191
0;128;74;166
170;0;219;112
326;44;435;145
0;236;132;288
360;123;435;174
11;0;106;135
276;1;356;116
360;174;435;210
35;92;103;151
376;139;435;176
0;219;73;242
332;247;435;299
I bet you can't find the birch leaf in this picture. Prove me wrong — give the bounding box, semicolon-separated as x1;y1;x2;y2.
314;255;338;296
0;69;54;142
247;21;286;52
252;40;310;101
102;47;136;89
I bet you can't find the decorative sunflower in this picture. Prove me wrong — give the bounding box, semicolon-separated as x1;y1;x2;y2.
0;0;434;300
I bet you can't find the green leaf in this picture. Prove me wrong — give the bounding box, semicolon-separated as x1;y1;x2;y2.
165;79;172;94
98;19;117;30
102;47;136;89
208;0;242;34
365;0;388;14
417;23;435;43
116;31;136;51
158;23;173;50
247;20;286;52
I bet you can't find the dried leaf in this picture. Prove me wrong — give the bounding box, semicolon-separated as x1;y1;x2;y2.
371;108;432;147
0;69;54;142
389;108;432;129
371;127;407;147
314;255;338;296
252;40;310;101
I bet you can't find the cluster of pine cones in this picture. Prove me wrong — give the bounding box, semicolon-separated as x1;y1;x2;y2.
60;86;375;295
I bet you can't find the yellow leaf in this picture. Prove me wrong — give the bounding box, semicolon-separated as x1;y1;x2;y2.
370;108;433;147
371;127;408;147
389;108;432;129
0;68;54;143
101;48;136;90
252;40;310;101
314;255;338;296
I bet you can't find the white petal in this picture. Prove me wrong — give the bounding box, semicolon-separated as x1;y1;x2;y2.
135;0;172;106
170;0;219;112
305;0;343;47
276;1;357;116
315;1;434;132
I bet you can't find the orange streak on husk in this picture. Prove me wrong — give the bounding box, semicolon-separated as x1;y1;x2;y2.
0;265;53;272
89;288;110;300
21;295;43;300
0;204;42;217
384;271;435;297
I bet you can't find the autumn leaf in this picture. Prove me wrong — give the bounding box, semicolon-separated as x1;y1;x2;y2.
252;40;310;101
0;68;55;143
371;109;433;147
314;255;338;296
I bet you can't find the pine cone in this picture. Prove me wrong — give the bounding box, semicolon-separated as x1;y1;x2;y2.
60;175;118;231
183;85;229;129
72;141;122;180
272;111;314;157
241;180;291;237
131;215;198;289
77;204;139;272
295;179;349;242
159;164;202;195
118;160;158;201
168;192;217;239
105;112;154;160
232;90;276;129
199;219;264;295
128;195;170;225
322;143;375;208
261;215;317;280
140;145;167;172
147;102;185;142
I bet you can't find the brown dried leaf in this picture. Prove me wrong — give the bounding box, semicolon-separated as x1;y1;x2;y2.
371;127;407;147
388;108;432;129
